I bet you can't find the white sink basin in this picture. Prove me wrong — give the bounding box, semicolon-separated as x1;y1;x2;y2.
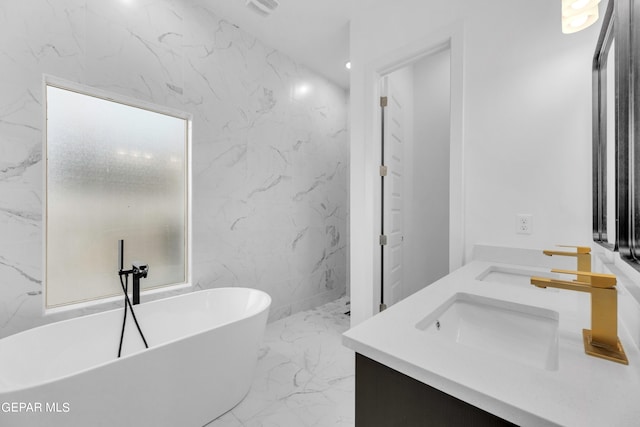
476;265;561;289
416;293;559;370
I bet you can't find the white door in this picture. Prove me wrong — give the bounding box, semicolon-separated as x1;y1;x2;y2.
381;76;404;308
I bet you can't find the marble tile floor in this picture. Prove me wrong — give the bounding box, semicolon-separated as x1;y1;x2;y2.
205;296;355;427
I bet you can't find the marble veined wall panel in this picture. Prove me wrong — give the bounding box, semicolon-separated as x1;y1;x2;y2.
0;0;347;337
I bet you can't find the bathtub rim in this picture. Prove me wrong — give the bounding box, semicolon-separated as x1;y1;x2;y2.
0;287;271;395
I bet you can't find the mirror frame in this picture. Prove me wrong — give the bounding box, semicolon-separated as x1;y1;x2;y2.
620;0;640;263
592;0;616;250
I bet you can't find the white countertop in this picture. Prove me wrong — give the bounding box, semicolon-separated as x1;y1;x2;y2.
343;260;640;427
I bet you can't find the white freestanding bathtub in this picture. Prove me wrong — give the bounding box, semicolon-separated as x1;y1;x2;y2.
0;288;271;427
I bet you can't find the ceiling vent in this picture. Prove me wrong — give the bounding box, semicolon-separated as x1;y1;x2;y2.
246;0;279;16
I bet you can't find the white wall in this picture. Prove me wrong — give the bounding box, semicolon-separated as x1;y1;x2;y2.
350;0;600;324
0;0;348;337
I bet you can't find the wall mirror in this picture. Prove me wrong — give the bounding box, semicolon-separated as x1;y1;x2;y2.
44;76;191;310
592;0;616;249
594;0;640;270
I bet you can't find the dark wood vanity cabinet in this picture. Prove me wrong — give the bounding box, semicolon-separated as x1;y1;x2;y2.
355;353;517;427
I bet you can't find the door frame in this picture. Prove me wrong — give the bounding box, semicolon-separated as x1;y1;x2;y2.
350;22;465;324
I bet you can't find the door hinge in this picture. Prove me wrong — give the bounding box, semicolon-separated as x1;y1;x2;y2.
380;96;388;107
379;235;388;245
379;165;388;176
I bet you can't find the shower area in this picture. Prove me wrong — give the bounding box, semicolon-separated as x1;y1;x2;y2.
0;0;349;338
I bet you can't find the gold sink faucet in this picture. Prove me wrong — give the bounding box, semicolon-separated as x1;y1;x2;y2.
531;269;628;365
543;245;591;283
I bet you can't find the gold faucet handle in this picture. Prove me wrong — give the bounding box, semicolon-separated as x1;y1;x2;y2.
555;245;591;254
551;269;616;288
543;245;591;256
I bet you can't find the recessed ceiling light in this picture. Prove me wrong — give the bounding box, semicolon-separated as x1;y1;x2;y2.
345;61;351;70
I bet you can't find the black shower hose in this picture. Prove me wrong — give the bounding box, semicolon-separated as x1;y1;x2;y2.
117;273;149;358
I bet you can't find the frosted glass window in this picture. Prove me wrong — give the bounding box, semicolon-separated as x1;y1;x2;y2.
45;82;189;309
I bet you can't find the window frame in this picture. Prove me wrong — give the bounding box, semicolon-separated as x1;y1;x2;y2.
43;75;193;312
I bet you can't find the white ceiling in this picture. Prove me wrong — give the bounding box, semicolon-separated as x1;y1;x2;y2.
204;0;355;89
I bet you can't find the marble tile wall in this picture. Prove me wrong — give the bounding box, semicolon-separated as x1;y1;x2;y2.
0;0;348;337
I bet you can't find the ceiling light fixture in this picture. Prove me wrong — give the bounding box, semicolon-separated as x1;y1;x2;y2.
345;61;351;70
246;0;280;17
562;0;601;34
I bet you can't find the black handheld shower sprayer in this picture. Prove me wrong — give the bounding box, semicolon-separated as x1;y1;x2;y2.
118;240;149;305
117;239;149;357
